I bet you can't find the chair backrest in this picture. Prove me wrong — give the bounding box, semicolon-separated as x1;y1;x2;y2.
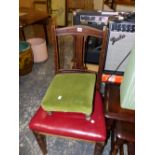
51;25;108;90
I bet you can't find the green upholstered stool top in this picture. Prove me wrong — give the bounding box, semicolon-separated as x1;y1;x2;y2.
41;73;96;115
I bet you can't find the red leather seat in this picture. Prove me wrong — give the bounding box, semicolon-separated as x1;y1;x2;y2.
29;91;106;142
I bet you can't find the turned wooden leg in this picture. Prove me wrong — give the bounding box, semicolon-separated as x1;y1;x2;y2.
120;144;124;155
110;129;115;153
111;138;124;155
19;28;26;41
94;142;105;155
109;120;115;154
33;131;47;155
43;23;49;45
127;142;135;155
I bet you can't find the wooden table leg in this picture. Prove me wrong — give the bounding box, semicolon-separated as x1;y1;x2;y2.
120;144;124;155
43;22;49;45
127;142;135;155
20;27;26;41
111;138;124;155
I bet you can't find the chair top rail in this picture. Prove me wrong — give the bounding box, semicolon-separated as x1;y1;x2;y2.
55;25;104;38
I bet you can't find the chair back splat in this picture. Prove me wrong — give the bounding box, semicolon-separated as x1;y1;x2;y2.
29;25;108;155
51;25;108;90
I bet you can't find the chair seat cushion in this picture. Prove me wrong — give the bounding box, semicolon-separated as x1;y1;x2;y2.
29;91;107;142
41;73;96;115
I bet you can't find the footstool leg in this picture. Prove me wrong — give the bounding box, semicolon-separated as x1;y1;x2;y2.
33;131;47;155
94;142;105;155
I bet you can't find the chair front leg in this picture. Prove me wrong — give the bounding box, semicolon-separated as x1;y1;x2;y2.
94;142;105;155
33;131;47;155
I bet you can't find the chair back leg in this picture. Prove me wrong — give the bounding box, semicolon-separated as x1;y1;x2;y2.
33;132;47;155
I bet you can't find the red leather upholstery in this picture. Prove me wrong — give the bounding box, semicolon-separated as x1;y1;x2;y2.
29;91;106;142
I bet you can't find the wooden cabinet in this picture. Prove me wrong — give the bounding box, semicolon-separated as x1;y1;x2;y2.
84;0;94;10
19;0;94;26
105;0;135;10
115;0;135;5
67;0;85;9
67;0;94;10
50;0;67;26
19;0;34;12
33;0;48;13
19;0;48;12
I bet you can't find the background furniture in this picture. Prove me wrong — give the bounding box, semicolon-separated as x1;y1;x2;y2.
104;0;135;11
29;25;108;155
104;83;135;154
19;11;50;44
19;41;33;75
67;0;94;11
19;0;34;12
27;37;48;63
33;0;49;13
104;47;135;154
111;121;135;155
49;0;67;26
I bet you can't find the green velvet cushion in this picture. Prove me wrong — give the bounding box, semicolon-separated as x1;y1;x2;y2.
41;73;96;115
